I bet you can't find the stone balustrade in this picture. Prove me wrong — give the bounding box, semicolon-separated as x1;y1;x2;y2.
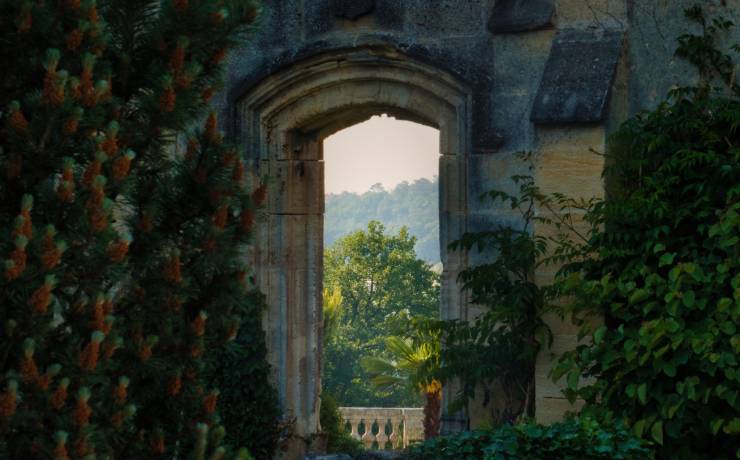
338;407;424;450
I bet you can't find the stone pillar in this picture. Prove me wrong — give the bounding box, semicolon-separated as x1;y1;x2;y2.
261;132;324;459
439;151;471;433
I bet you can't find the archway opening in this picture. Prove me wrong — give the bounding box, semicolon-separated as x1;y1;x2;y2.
321;114;441;449
237;47;472;456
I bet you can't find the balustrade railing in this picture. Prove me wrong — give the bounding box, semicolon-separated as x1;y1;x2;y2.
338;407;424;450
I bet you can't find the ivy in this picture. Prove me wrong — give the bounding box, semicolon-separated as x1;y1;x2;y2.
404;417;654;460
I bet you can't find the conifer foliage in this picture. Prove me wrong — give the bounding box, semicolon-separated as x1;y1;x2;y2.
0;0;275;458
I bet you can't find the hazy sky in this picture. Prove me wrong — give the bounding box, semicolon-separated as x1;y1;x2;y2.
324;115;439;194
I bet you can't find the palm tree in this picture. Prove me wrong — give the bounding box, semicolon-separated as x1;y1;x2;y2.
323;286;343;344
360;336;442;439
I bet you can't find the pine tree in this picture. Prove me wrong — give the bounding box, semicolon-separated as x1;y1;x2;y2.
0;1;274;458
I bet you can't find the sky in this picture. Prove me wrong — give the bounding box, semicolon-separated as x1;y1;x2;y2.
323;115;439;194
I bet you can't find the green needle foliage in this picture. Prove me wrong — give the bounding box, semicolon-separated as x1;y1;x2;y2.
0;0;276;458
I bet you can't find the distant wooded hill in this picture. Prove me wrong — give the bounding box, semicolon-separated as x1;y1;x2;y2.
325;178;440;264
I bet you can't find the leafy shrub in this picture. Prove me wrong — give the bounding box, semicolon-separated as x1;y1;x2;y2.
551;7;740;459
404;417;654;460
320;393;364;456
427;171;550;423
209;291;280;459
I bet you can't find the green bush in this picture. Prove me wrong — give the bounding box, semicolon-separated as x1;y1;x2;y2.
320;393;364;456
208;292;280;459
551;7;740;459
404;418;654;460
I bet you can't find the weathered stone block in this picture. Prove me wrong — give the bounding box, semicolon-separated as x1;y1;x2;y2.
555;0;621;28
535;125;606;199
253;0;304;48
268;214;322;270
537;151;605;199
489;0;555;34
373;0;405;30
439;155;466;214
268;160;324;215
440;269;468;321
305;0;336;37
535;397;584;424
290;131;323;161
332;0;375;20
467;153;520;207
531;29;624;124
536;125;606;153
496;34;553;82
440;211;466;268
407;0;487;36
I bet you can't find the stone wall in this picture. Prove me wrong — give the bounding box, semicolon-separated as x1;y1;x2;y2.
217;1;740;458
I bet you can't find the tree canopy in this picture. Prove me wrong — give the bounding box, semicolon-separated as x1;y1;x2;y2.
323;221;439;407
325;178;440;264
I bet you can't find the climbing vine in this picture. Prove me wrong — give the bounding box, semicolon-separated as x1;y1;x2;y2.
551;6;740;459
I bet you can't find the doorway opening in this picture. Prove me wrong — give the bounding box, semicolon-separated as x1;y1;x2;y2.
321;115;441;449
237;46;472;456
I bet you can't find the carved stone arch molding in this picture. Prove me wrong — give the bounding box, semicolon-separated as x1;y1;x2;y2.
237;45;473;457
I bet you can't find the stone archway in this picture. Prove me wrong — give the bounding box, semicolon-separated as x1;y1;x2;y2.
237;46;473;457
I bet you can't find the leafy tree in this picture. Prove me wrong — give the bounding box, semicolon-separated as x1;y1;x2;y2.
323;221;439;407
0;0;275;458
325;220;438;330
325;178;440;264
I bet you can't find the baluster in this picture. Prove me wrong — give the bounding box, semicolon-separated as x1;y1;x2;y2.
388;416;398;450
402;411;408;448
349;416;361;441
361;418;374;449
376;418;389;449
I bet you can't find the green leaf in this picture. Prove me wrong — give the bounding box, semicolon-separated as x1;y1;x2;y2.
633;419;646;437
663;362;677;377
667;402;681;418
629;289;650;305
651;421;663;445
594;325;607;345
718;297;732;312
638;383;648;405
711;418;725;435
659;253;676;267
567;371;579;390
725;418;740;434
